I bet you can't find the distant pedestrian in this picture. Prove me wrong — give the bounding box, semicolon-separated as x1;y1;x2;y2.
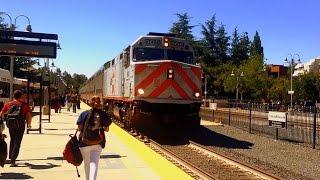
52;95;61;113
77;96;112;180
67;94;72;112
77;95;81;109
72;94;77;113
0;90;32;167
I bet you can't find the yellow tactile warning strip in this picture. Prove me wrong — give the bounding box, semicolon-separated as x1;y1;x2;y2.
81;101;193;180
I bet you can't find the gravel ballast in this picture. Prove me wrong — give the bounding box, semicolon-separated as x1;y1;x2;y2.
196;121;320;180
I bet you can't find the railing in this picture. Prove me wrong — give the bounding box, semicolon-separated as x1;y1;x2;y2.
200;100;319;149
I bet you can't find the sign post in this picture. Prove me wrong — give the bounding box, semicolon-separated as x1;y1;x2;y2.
268;111;287;140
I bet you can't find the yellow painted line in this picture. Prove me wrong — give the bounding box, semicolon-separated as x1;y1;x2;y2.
110;124;193;180
107;134;150;180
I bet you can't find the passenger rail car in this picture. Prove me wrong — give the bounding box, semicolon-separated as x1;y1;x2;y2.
0;68;28;110
80;32;202;134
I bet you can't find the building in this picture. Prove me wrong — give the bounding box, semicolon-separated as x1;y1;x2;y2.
267;64;288;78
293;56;320;76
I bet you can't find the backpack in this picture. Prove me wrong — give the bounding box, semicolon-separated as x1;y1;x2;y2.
0;134;7;167
63;130;82;177
80;110;104;146
5;104;25;129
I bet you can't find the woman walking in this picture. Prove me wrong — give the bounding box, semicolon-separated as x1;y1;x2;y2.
76;96;112;180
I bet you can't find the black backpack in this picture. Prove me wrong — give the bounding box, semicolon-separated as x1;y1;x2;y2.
81;110;104;146
5;104;25;129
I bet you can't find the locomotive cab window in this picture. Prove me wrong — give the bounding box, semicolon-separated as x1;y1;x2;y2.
167;50;194;64
133;48;164;61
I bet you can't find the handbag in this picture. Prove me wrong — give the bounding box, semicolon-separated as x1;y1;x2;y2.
63;130;82;177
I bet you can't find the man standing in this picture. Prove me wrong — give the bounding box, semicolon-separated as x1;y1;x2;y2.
0;90;32;167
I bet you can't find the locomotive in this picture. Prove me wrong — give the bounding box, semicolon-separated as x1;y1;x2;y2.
80;32;202;134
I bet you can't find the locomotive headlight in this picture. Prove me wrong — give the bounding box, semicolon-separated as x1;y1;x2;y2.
138;88;144;95
167;68;174;79
163;37;169;47
195;92;200;97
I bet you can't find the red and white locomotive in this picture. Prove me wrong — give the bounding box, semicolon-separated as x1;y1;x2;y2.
80;32;202;134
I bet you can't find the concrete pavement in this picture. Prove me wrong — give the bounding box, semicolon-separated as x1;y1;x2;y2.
0;103;191;180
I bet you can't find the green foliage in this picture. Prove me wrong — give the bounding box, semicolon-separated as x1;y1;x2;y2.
0;17;8;30
206;62;235;98
230;28;240;66
268;78;290;104
294;73;320;104
200;15;230;66
169;13;195;41
215;24;230;63
61;71;87;93
250;31;264;57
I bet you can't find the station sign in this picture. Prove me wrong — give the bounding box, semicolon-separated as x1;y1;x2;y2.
288;91;294;94
268;111;287;128
0;39;57;58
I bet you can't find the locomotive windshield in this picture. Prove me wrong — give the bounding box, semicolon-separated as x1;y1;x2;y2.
133;48;164;61
133;48;194;64
167;50;194;64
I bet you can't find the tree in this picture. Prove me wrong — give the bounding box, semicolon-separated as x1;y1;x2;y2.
169;13;195;41
72;73;88;92
238;32;250;63
241;54;268;101
268;78;290;104
0;16;8;30
250;31;264;57
200;14;217;66
215;24;230;63
294;72;320;104
230;28;241;66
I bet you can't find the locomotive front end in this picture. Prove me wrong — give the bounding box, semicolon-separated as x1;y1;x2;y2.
130;33;202;134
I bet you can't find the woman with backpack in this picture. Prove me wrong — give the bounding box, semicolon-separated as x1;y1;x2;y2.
76;96;112;180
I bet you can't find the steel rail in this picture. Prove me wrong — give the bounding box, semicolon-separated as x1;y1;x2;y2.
148;139;217;180
189;140;282;180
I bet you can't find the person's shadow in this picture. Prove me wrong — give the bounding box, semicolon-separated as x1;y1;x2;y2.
24;162;60;170
0;173;33;179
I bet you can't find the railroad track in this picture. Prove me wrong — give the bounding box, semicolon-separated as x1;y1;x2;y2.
145;137;281;180
147;139;215;180
187;140;281;180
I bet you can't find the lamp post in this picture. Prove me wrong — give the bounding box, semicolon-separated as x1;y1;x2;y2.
231;70;244;108
0;12;32;100
284;54;301;109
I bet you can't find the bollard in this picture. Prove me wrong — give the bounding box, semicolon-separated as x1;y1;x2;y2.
249;102;252;134
313;107;317;149
228;99;231;125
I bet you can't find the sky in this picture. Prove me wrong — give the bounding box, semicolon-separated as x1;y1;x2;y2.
1;0;319;77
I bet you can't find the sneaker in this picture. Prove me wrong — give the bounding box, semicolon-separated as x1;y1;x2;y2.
10;163;17;167
10;160;17;167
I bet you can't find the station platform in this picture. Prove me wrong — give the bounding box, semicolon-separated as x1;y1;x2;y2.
0;102;192;180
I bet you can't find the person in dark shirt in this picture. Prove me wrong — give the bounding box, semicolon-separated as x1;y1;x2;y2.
76;96;111;180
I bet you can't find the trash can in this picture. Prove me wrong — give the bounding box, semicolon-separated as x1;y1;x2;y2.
42;105;49;115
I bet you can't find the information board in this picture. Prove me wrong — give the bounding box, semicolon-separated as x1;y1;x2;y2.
268;111;287;128
0;39;57;58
